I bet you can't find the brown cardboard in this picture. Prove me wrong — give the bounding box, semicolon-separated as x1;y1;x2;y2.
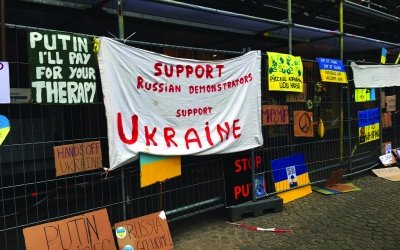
381;91;386;109
293;111;314;137
114;211;173;250
54;140;102;176
382;112;392;128
286;82;307;102
23;208;116;250
386;95;396;112
372;167;400;181
262;105;289;125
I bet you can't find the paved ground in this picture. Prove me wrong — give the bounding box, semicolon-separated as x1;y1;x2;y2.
169;173;400;249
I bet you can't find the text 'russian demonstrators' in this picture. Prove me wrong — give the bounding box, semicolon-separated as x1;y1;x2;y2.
97;37;263;170
29;31;98;104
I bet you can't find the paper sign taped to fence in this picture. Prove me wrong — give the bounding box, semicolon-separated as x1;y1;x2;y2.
382;112;392;128
294;111;314;137
385;95;396;112
0;115;10;145
267;52;303;92
379;153;396;166
358;108;380;144
286;82;307;102
270;153;312;203
262;105;289;125
140;153;181;187
355;89;375;102
0;62;11;104
372;167;400;181
114;211;173;250
28;30;98;104
53;140;102;176
316;57;348;83
97;37;263;171
23;208;116;250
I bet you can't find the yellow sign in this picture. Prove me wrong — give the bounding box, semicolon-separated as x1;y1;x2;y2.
267;52;303;92
359;123;379;144
355;89;375;102
319;70;348;83
140;154;181;187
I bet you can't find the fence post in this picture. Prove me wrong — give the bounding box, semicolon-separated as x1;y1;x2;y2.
251;149;256;202
346;67;353;174
118;0;127;221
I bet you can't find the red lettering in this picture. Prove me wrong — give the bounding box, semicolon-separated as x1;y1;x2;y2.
234;183;251;199
164;64;173;78
195;65;205;78
117;113;138;145
164;127;178;147
176;65;184;77
185;65;193;78
144;126;158;146
216;65;224;77
232;119;241;139
255;156;261;168
216;122;230;142
185;128;202;149
137;75;144;88
205;64;213;79
205;122;214;146
234;159;242;173
154;62;162;76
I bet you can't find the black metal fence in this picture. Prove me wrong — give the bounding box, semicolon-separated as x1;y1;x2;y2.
0;24;394;249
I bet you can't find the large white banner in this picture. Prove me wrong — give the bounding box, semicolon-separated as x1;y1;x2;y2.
351;62;400;88
98;37;263;170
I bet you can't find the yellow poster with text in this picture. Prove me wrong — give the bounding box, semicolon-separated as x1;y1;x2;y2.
359;123;380;144
267;52;303;92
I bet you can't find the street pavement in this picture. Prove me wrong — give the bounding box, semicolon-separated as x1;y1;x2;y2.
169;173;400;249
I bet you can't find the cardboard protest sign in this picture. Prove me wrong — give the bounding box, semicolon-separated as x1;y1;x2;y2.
358;108;380;144
267;52;303;92
223;151;264;206
140;153;181;188
114;211;173;250
53;140;102;176
262;105;289;125
372;167;400;181
0;62;10;104
381;142;392;155
379;153;397;166
293;111;314;137
29;31;98;104
382;112;392;128
270;153;312;203
385;95;396;112
23;208;116;250
97;37;263;171
355;88;375;102
0;115;10;145
316;57;348;83
286;82;307;102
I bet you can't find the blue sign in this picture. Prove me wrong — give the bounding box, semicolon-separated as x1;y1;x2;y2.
358;108;380;127
316;57;346;72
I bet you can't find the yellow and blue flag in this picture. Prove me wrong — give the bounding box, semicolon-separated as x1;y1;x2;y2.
316;57;348;83
0;115;10;145
140;153;181;187
270;153;312;203
381;48;387;64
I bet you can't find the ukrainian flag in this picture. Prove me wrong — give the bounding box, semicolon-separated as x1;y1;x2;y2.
270;153;312;203
381;48;387;64
140;153;181;187
0;115;10;145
